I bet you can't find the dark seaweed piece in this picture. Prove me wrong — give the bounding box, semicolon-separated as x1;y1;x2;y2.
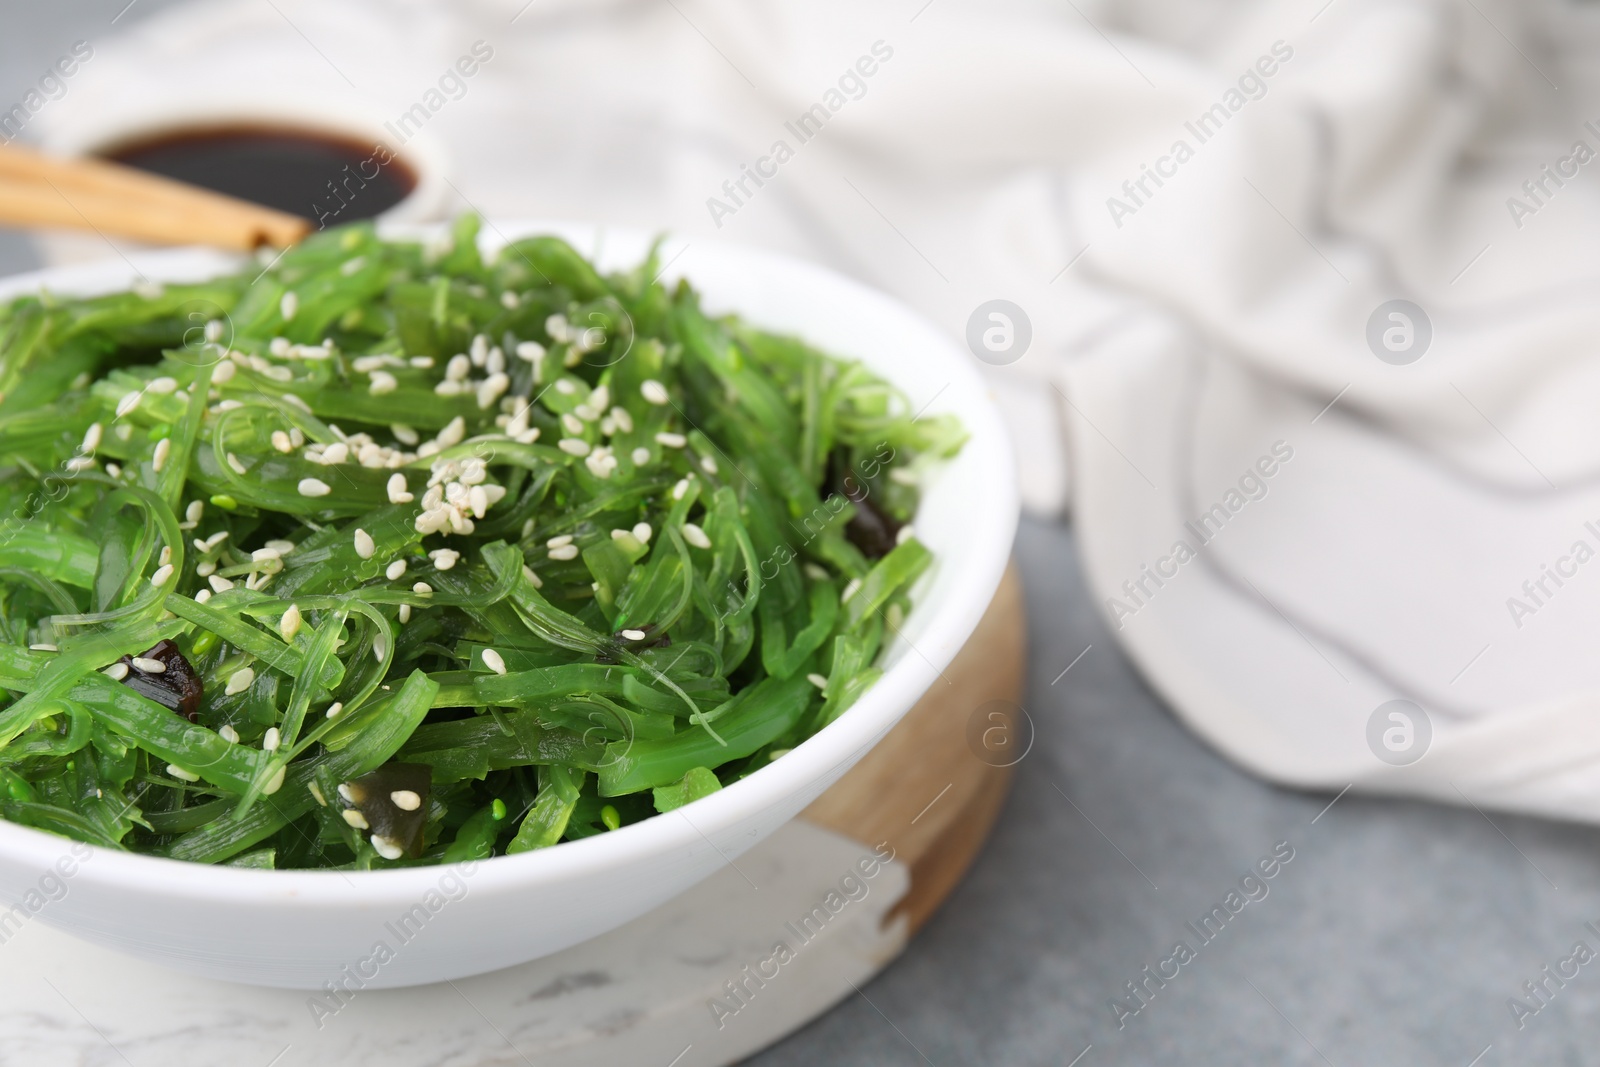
826;447;901;558
120;640;204;722
339;762;433;859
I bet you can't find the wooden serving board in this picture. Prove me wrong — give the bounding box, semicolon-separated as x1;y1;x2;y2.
0;565;1025;1067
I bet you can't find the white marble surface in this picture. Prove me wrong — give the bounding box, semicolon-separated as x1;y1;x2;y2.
0;821;908;1067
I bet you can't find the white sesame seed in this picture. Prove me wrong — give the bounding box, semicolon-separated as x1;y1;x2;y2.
386;559;407;580
103;662;130;681
558;438;591;457
353;529;375;559
655;431;686;448
482;648;507;675
262;727;281;752
620;629;646;641
251;547;281;563
632;522;652;543
641;379;669;405
546;534;573;549
81;422;103;453
842;578;863;601
298;478;331;497
159;545;172;567
429;548;460;571
549;544;579;561
282;393;311;412
477;374;509;409
219;725;240;744
516;340;545;363
469;484;489;518
611;528;632;542
270;337;290;357
167;764;201;783
398;603;412;623
386;473;413;504
263;765;287;795
368;370;398;395
682;523;711;550
280;603;302;641
561;413;585;436
631;447;651;465
500;291;520;309
227;452;247;475
64;456;97;472
487;347;506;374
672;478;690;500
208;574;234;593
115;391;141;417
225;667;254;696
203;530;229;550
471;334;489;365
195;589;213;604
555;378;577;395
412;582;433;596
280;292;298;320
322;441;350;464
151;437;172;473
437;416;466;447
271;430;293;453
371;835;404;860
700;455;719;474
28;643;57;652
391;423;419;446
612;408;635;434
342;808;370;830
212;360;237;383
132;656;166;674
446;354;470;381
522;565;543;589
150;563;174;587
435;379;463;397
390;789;423;811
325;701;344;719
804;563;829;581
185;500;205;524
807;672;829;690
148;376;178;394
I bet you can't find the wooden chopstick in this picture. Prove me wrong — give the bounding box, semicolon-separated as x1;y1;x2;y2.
0;143;311;251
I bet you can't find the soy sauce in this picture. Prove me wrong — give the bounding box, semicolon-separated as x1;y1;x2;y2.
103;125;416;224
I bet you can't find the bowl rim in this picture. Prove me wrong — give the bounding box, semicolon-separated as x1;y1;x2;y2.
0;220;1019;906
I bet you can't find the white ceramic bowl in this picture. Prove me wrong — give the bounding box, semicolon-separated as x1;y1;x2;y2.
0;222;1017;989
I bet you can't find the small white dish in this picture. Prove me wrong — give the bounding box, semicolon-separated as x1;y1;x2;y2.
0;221;1018;988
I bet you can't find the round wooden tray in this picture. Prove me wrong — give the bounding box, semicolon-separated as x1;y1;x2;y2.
0;566;1026;1066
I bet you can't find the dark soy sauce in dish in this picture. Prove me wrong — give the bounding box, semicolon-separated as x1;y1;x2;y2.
103;125;416;224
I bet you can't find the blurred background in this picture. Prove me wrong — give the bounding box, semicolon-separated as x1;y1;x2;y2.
7;1;1600;1064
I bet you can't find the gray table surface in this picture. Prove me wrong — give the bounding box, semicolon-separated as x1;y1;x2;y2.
5;6;1600;1065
